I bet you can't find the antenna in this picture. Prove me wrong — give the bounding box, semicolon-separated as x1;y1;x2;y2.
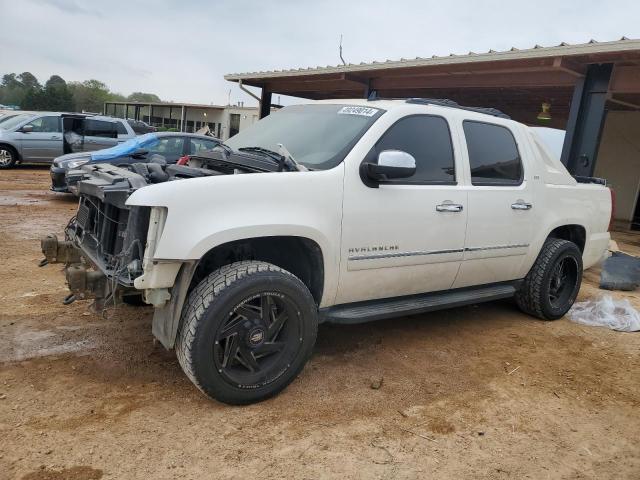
339;34;346;65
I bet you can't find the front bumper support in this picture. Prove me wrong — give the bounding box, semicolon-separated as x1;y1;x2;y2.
40;234;81;265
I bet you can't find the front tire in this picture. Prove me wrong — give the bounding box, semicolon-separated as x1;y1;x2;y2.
176;261;318;405
0;147;17;169
515;238;583;320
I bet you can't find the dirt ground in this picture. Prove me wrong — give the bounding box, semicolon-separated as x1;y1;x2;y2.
1;167;639;480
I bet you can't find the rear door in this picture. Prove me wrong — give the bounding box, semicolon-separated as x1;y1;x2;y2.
146;136;185;163
453;120;535;288
18;115;63;162
83;119;119;151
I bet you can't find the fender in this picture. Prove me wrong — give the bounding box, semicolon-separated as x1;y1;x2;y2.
126;164;345;306
525;183;611;274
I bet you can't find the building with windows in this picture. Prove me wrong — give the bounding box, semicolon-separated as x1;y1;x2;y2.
225;38;640;227
102;101;264;140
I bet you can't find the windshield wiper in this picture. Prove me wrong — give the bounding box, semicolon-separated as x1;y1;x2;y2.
238;146;307;172
238;146;280;160
238;146;291;171
277;143;308;172
213;142;234;159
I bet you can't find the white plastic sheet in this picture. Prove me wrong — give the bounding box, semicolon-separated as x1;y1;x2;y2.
568;295;640;332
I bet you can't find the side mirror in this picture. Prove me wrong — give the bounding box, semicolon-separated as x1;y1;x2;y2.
131;148;149;159
20;124;33;133
365;150;416;181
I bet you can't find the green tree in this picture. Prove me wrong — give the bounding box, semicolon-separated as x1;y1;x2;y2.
17;72;41;91
0;73;33;106
14;72;44;109
1;73;21;89
69;79;112;113
0;72;161;113
42;75;73;111
127;92;161;103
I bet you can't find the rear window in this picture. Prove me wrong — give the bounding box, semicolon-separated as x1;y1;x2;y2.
463;121;522;186
116;122;128;135
85;119;117;138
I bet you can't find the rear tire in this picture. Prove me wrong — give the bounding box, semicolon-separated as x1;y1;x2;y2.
515;238;583;320
176;261;318;405
0;146;17;169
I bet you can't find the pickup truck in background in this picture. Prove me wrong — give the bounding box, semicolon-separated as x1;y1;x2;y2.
41;98;612;405
0;112;135;168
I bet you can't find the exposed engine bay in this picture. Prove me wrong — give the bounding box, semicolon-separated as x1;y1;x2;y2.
40;150;284;309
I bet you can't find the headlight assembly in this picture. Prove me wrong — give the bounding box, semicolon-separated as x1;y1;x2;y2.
65;159;89;169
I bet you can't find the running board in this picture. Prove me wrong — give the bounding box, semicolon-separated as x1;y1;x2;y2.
319;281;520;324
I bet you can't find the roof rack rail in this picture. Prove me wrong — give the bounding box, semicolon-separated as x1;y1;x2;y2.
405;98;510;119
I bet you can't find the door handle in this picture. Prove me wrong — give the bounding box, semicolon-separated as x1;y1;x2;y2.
50;136;61;140
511;202;532;210
436;204;463;212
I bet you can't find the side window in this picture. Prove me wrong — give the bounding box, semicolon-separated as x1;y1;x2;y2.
370;115;455;184
189;138;218;154
116;122;128;135
85;119;117;138
463;121;522;186
29;116;61;133
149;137;185;155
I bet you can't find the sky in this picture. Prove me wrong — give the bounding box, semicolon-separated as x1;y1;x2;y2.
1;0;639;107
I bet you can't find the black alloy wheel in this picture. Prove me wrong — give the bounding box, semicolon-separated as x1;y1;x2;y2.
176;261;318;405
214;292;301;389
515;238;583;320
548;256;579;309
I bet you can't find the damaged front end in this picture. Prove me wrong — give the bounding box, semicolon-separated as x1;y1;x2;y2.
40;163;175;310
41;152;278;344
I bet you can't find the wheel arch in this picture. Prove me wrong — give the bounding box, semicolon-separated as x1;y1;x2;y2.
546;224;586;253
0;142;20;162
151;235;326;350
190;236;325;305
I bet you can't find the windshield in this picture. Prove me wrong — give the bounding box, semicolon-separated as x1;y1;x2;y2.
0;114;34;130
225;104;384;170
0;114;18;124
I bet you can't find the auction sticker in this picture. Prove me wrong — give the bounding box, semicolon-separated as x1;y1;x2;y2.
338;106;380;117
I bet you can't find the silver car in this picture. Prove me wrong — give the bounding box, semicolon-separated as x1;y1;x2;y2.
0;112;136;168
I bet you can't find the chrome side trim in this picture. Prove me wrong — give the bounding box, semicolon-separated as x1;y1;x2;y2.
347;244;530;261
349;248;464;261
464;243;530;252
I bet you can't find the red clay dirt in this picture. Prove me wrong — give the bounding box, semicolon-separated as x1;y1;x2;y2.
1;167;639;479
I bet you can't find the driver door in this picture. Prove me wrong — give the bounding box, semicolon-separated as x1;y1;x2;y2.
336;114;467;305
18;115;63;162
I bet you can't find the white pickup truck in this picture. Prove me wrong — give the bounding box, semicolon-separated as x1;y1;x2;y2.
41;98;612;405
